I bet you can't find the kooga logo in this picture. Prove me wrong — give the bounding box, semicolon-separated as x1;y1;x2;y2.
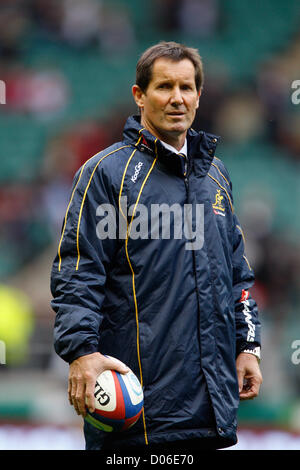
131;162;143;183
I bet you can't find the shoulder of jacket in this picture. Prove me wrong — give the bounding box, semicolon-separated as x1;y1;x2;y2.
210;156;232;190
74;142;133;183
207;156;235;213
85;142;132;170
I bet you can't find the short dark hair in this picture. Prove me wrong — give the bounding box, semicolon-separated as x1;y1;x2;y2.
136;41;204;93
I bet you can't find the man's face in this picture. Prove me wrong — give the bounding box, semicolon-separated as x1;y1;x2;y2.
133;58;201;148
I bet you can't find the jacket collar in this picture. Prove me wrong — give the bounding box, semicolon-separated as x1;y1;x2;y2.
123;115;220;177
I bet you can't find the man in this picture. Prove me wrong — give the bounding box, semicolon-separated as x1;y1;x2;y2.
51;41;262;451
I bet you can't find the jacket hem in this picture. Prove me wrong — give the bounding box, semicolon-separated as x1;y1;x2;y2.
101;427;237;451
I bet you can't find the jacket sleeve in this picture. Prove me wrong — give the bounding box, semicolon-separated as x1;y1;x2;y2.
232;213;261;357
214;157;261;357
50;161;119;364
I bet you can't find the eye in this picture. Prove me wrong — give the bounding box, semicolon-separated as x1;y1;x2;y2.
181;84;193;91
157;83;171;89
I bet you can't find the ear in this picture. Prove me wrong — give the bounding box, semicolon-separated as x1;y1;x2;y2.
196;89;202;109
132;84;145;109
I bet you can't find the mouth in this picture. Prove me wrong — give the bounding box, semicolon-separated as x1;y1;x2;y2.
167;111;185;117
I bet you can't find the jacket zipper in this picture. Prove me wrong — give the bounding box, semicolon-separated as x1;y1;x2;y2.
184;161;224;434
183;161;202;322
184;162;201;352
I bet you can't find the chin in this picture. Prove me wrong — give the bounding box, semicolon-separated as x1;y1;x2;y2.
168;124;188;134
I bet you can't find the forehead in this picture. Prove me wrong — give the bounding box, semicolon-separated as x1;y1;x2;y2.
150;57;196;83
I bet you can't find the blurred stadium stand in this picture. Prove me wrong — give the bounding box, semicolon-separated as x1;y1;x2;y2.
0;0;300;450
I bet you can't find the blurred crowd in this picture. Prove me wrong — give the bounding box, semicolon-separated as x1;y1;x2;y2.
0;0;136;58
0;0;300;423
155;0;220;38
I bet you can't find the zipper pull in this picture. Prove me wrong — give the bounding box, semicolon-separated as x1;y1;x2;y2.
183;155;189;179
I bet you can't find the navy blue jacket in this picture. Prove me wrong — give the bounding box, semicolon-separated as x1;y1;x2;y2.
51;115;261;449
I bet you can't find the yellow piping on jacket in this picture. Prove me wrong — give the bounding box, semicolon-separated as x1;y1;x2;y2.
236;225;252;271
211;162;230;187
119;128;145;221
57;145;131;271
207;173;234;214
124;139;158;445
118;148;138;221
58;163;86;272
75;145;132;271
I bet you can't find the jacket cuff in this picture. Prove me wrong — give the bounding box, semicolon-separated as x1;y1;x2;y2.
241;346;261;362
66;345;99;364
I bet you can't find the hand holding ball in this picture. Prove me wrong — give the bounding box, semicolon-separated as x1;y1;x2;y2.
85;360;144;432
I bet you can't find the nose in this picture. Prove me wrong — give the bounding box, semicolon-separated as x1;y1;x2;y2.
170;86;183;106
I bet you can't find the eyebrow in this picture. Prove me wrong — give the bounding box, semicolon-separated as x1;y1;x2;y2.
155;78;194;85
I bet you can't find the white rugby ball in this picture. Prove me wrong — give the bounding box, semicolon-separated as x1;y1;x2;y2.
84;359;144;432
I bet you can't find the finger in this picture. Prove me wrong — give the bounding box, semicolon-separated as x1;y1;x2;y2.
236;369;244;394
85;376;96;414
240;390;256;400
68;377;73;406
104;355;130;374
75;378;86;416
70;377;80;415
240;378;261;400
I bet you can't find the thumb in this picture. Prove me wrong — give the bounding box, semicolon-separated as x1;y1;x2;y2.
103;355;130;375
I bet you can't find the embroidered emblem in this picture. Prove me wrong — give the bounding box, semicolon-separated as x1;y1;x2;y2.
212;189;225;216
